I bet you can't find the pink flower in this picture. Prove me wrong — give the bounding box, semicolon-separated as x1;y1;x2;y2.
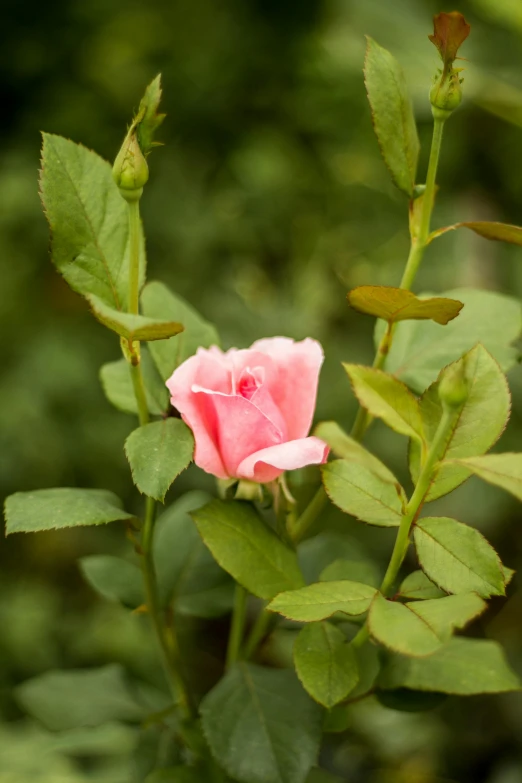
166;337;329;483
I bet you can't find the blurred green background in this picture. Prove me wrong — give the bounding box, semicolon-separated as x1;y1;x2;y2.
2;0;522;780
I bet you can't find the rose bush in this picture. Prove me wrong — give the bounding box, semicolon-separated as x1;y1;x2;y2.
166;337;329;482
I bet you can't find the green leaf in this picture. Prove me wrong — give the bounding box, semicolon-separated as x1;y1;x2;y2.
4;488;134;534
88;294;183;342
146;770;202;783
414;517;506;598
79;555;143;607
200;663;323;783
306;770;344;783
377;288;522;393
379;638;520;694
40;133;140;310
313;421;396;483
364;38;419;196
293;622;359;709
142;281;220;379
125;419;194;501
322;459;404;528
298;531;370;585
368;592;486;657
268;580;377;623
320;558;381;588
376;689;448;712
100;348;169;416
324;642;380;732
409;344;511;500
154;492;234;617
398;570;446;600
15;665;166;730
449;453;522;502
343;365;424;443
409;345;511;501
348;286;463;325
191;499;304;600
297;623;359;709
134;74;166;155
430;221;522;246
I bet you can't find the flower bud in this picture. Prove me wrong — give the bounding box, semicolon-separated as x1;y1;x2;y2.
112;131;149;202
430;69;463;118
438;362;468;408
428;12;470;120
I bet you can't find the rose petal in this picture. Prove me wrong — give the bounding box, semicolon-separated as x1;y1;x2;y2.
250;337;324;440
193;388;284;477
237;436;329;483
166;353;229;478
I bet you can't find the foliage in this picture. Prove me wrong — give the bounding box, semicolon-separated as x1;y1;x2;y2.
4;3;522;783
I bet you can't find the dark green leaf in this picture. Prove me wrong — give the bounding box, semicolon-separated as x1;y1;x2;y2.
79;555;143;607
125;418;194;501
191;499;304;600
154;492;234;617
88;294;183;342
40;133;140;309
320;558;381;588
142;281;220;379
364;38;419;196
4;488;133;534
323;643;380;732
100;348;169;416
377;288;522;393
409;344;511;500
298;531;369;585
322;459;404;527
376;689;447;712
348;286;463;325
379;638;520;694
294;622;359;708
268;580;376;623
16;665;167;730
414;516;506;598
200;663;323;783
146;769;202;783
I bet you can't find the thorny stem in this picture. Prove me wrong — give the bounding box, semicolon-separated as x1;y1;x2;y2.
289;115;447;544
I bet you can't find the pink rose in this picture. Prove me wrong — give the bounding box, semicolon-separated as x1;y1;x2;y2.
166;337;329;483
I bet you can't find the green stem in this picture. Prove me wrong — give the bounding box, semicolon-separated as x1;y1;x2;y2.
352;405;456;650
123;194;197;726
140;496;195;719
226;584;248;669
243;608;273;660
290;117;447;540
379;404;455;597
128;199;141;315
130;360;149;427
400;116;445;291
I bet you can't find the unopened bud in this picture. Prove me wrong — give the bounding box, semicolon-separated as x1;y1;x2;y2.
428;12;470;120
112;132;149;202
439;362;468;408
430;69;463;119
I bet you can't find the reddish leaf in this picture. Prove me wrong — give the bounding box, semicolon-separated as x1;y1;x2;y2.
429;12;470;68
